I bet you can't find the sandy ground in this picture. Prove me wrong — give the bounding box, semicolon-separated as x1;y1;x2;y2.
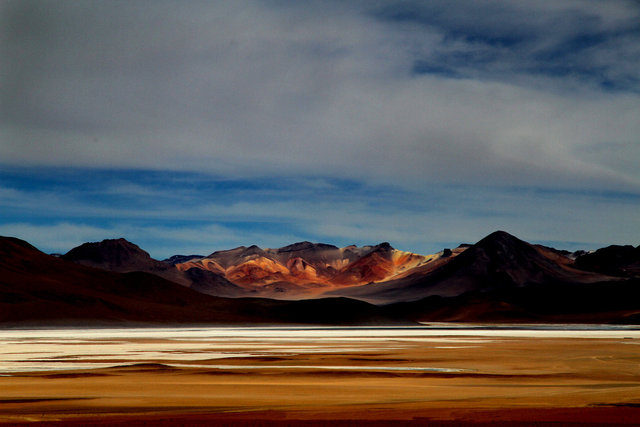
1;334;640;425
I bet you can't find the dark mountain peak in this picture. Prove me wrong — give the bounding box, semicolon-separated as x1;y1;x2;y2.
479;230;521;244
277;241;339;253
208;246;247;257
242;245;265;256
575;244;640;277
207;245;265;259
61;238;166;274
0;237;47;267
164;255;204;265
472;231;536;255
347;243;395;263
318;243;340;250
278;241;313;252
211;245;264;255
371;242;394;253
63;238;151;263
445;230;586;289
0;236;40;253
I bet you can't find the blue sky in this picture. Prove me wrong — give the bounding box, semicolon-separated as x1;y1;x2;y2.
1;1;639;258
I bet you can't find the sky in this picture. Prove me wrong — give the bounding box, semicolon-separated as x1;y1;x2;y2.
1;0;639;259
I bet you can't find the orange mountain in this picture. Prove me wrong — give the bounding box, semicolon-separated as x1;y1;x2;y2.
175;241;462;299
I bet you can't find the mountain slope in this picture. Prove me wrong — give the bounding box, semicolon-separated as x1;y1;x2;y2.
575;245;640;277
1;236;402;325
0;236;242;324
175;241;432;298
385;277;640;324
63;238;163;272
3;233;640;325
63;238;244;297
376;233;640;323
329;231;614;304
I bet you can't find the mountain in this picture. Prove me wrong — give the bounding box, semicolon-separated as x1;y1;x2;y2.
175;241;433;299
63;239;244;298
328;231;616;304
0;236;404;326
63;238;162;272
375;232;640;323
164;254;205;265
574;245;640;277
0;236;242;324
3;232;640;324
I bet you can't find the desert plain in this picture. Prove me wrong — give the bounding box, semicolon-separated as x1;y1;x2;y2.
1;326;639;426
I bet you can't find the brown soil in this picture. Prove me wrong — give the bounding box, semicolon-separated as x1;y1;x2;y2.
1;336;639;425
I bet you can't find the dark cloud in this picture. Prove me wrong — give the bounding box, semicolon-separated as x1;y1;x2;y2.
376;0;640;91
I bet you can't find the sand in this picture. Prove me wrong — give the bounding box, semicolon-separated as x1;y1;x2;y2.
1;329;639;425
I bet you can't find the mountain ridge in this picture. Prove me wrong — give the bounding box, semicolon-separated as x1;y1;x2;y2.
326;230;620;304
174;240;434;298
62;238;245;298
0;236;405;326
4;231;640;324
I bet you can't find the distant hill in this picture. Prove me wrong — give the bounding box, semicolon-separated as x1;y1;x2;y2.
328;231;614;304
574;245;640;277
0;236;403;326
3;231;640;325
174;241;434;299
62;238;244;298
375;232;640;323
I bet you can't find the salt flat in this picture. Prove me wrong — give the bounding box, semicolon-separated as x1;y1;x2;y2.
1;325;640;425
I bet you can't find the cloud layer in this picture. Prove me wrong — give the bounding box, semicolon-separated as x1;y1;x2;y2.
1;1;639;255
2;0;639;189
1;169;638;258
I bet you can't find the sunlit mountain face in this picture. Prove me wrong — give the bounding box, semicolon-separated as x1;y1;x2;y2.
59;236;470;300
173;241;460;298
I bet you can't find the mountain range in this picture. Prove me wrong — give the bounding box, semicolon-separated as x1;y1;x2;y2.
2;231;639;325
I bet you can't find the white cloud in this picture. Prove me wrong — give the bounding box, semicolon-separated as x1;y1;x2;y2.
1;1;639;191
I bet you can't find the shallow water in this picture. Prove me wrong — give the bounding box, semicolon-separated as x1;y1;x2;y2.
1;325;638;374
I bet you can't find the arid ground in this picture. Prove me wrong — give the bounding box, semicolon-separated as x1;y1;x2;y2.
1;326;639;425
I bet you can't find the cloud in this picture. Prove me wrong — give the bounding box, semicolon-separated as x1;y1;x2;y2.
1;1;639;256
2;170;638;257
380;0;640;88
1;0;639;192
